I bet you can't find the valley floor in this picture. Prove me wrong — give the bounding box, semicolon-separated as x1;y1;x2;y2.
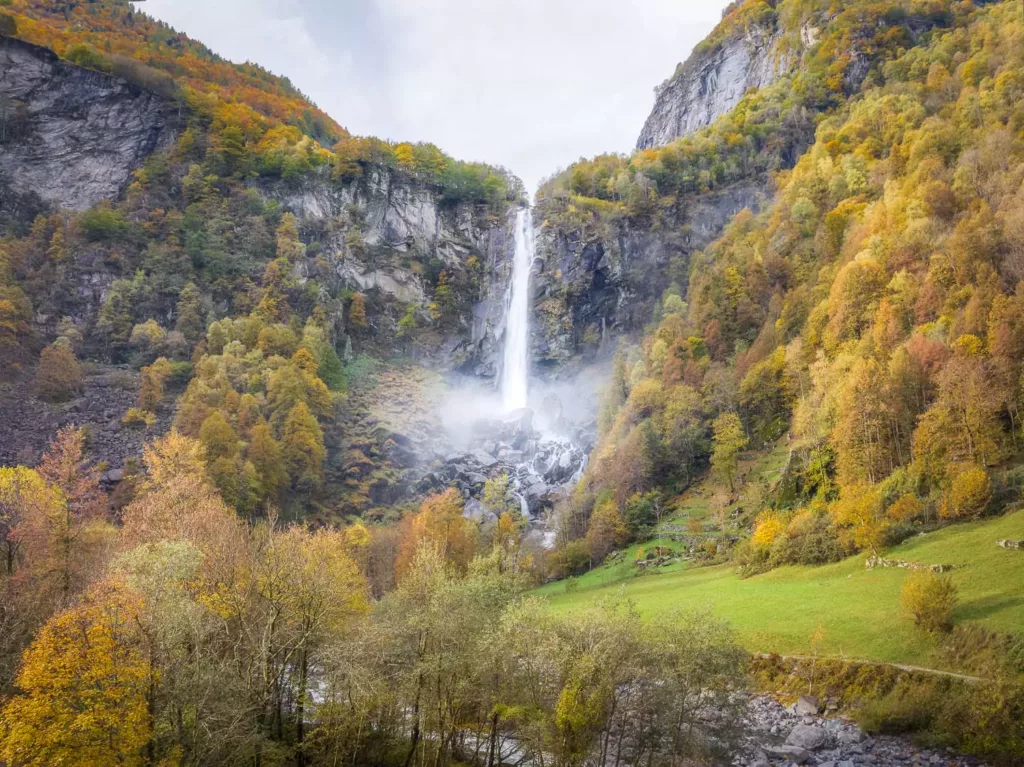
536;509;1024;668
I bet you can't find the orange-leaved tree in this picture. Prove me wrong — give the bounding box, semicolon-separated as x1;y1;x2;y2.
395;488;477;580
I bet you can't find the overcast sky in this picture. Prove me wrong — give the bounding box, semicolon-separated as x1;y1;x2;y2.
138;0;730;192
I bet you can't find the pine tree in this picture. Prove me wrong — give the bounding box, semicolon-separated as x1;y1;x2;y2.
275;212;305;262
248;423;288;501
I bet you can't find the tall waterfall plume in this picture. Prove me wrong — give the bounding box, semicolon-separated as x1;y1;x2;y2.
501;208;534;412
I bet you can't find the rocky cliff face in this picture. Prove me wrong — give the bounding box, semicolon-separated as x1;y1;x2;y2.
531;182;768;370
0;37;516;377
261;167;517;376
0;37;180;211
637;22;787;150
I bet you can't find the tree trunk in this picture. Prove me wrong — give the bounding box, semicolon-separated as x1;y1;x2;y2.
295;647;308;767
487;711;500;767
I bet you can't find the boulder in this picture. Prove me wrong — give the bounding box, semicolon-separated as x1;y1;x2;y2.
794;695;820;716
764;745;812;764
836;727;866;746
471;450;499;468
786;724;827;751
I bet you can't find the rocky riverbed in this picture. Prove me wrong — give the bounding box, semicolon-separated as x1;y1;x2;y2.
734;695;986;767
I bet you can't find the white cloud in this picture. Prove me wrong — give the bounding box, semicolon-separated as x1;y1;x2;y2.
138;0;728;192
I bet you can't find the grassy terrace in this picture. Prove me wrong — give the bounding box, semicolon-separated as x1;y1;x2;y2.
535;509;1024;668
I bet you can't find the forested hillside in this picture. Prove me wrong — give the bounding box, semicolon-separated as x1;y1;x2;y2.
547;0;1024;572
0;0;524;521
1;0;1024;765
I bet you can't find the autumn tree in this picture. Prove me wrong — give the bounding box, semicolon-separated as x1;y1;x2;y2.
901;571;958;633
120;432;241;558
275;212;305;262
29;427;110;602
711;412;747;492
282;401;326;490
395;488;477;579
0;581;152;767
138;356;173;412
913;340;1008;483
175;281;206;342
585;495;628;564
348;292;368;331
34;340;82;402
248;422;288;502
829;484;888;553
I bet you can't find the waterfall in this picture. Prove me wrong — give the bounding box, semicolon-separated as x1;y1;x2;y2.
501;207;534;412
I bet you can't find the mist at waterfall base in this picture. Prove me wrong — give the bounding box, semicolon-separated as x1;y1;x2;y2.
437;366;607;450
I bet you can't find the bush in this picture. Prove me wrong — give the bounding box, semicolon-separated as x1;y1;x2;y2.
901;571;958;633
886;494;924;523
64;43;112;73
751;510;786;550
34;342;83;402
548;539;591;579
857;679;946;735
121;407;156;429
79;204;130;242
0;12;17;37
770;508;850;566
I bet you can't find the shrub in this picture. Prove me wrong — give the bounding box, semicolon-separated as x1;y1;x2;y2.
770;508;850;566
34;342;83;402
887;494;923;523
901;571;958;633
940;465;991;520
64;43;112;73
0;12;17;37
857;679;946;735
552;540;591;578
752;510;785;550
121;407;156;429
79;204;129;242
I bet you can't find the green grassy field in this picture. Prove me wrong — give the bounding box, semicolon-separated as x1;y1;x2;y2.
536;509;1024;668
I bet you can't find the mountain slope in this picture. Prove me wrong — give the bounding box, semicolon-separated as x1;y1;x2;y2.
548;0;1024;588
0;4;524;520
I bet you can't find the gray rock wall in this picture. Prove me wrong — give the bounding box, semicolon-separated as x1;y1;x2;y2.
637;24;786;150
260;167;517;376
0;37;179;211
532;182;767;371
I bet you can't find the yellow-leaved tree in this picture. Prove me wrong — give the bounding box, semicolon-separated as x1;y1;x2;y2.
0;581;152;766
